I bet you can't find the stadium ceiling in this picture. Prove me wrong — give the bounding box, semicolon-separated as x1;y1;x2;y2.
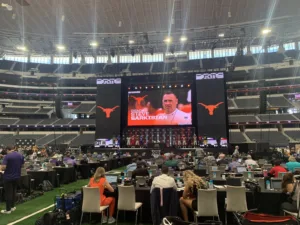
0;0;300;55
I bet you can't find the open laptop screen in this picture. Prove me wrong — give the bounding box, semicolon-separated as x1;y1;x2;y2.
106;175;118;184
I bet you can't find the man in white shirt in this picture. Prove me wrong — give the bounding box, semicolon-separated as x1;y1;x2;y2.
244;155;258;167
156;92;191;125
150;166;177;192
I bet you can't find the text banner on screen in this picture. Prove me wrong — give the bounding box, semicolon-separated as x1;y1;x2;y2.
196;72;228;139
95;78;122;139
127;89;192;126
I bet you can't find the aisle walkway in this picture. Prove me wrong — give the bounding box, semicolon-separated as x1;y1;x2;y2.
1;167;126;225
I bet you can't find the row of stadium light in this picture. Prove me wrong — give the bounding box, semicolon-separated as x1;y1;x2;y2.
128;84;191;90
16;28;272;52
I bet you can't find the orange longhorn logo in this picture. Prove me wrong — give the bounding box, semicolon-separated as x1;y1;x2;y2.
198;102;223;116
97;105;119;118
130;95;148;105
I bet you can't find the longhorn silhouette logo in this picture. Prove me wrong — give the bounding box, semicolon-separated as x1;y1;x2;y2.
97;105;119;118
198;102;223;116
130;95;148;105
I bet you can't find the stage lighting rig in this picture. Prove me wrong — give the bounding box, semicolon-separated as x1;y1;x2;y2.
143;32;149;44
149;47;154;55
73;51;78;59
130;48;135;56
110;49;115;58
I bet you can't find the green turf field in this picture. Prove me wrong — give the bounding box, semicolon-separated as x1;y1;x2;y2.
1;167;128;225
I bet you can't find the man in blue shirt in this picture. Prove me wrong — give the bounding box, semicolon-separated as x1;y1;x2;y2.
1;146;24;214
286;156;300;172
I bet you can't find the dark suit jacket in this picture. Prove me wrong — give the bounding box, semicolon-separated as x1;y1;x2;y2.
150;188;178;225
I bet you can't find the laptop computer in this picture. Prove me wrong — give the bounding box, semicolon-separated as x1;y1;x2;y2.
272;179;282;191
106;175;118;186
237;166;247;173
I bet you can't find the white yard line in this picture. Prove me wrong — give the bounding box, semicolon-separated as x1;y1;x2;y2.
7;204;55;225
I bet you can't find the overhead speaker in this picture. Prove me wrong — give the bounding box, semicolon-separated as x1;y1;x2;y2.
259;91;267;114
55;95;63;119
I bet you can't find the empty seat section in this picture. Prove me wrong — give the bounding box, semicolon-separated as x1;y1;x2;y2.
267;96;293;107
229;132;247;143
285;130;300;141
70;134;95;146
245;131;289;146
234;98;259;108
47;134;77;145
104;64;127;74
72;104;95;113
229;115;258;123
39;64;55;73
0;60;14;70
71;119;95;125
53;119;73;125
129;63;151;73
258;114;295;121
17;119;43;125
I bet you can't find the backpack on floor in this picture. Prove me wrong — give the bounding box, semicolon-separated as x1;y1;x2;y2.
42;180;54;192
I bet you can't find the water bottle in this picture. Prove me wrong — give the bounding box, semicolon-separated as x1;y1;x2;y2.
149;170;152;177
209;180;214;189
266;180;271;190
263;170;268;177
124;169;127;178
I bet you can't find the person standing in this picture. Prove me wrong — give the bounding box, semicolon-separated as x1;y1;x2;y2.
1;146;24;214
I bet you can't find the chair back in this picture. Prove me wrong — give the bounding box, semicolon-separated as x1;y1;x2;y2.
127;170;133;178
136;176;146;186
209;170;221;179
243;171;254;180
197;189;219;217
118;185;136;211
218;165;226;172
82;187;101;213
21;168;27;176
278;172;288;179
226;186;248;212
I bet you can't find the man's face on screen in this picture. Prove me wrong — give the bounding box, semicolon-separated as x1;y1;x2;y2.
162;93;178;114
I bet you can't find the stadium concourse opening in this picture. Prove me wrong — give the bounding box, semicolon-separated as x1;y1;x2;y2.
1;0;300;224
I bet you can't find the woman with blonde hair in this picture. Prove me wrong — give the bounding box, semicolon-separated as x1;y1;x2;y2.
179;170;207;221
88;167;116;223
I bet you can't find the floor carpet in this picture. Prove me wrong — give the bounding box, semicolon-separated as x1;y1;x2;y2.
1;166;127;225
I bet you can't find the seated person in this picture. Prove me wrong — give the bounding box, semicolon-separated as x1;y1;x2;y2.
244;155;258;168
269;159;287;178
126;158;137;172
136;157;148;168
228;157;241;171
164;156;178;168
179;170;207;221
281;173;299;213
216;153;227;165
88;167;116;224
132;164;149;179
286;156;300;172
150;166;177;192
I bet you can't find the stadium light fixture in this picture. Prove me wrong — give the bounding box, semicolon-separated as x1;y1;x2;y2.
261;28;272;35
218;33;225;38
164;37;172;44
180;36;187;42
16;46;27;51
56;45;66;51
128;40;135;44
90;41;98;47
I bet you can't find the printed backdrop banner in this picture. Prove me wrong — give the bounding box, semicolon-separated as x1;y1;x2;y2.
196;72;228;139
95;78;122;139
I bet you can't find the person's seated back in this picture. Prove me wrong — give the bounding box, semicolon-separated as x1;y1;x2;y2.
164;156;178;168
244;155;258;168
269;159;287;177
286;156;300;172
132;164;149;179
88;167;116;223
126;158;137;172
150;166;177;192
228;157;241;171
136;157;148;169
216;153;227;165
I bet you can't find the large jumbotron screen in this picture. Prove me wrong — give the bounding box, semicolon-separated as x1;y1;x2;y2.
127;88;192;126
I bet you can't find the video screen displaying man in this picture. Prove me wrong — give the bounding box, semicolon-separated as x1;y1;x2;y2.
128;89;192;126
